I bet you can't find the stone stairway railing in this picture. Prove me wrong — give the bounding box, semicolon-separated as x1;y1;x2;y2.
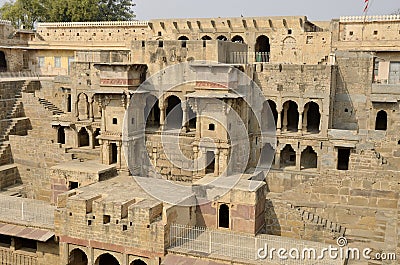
288;203;346;237
37;98;65;115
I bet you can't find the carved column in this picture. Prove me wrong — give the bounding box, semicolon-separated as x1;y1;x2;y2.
282;105;288;132
274;150;281;169
181;101;187;131
89;99;94;122
117;141;122;169
214;149;220;176
298;111;303;135
296;149;301;171
159;100;165;130
277;110;282;133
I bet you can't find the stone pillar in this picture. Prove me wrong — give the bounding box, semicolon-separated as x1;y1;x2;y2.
85;100;89;120
60;242;69;265
99;139;104;163
159;101;165;130
196;116;201;138
181;101;187;131
214;149;220;176
75;99;80;121
101;107;106;132
317;154;321;170
122;253;129;265
303;107;308;131
88;129;94;149
274;150;281;169
298;111;303;135
277;110;282;133
89;100;94;121
117;141;122;169
296;151;301;171
87;246;94;265
282;105;288;132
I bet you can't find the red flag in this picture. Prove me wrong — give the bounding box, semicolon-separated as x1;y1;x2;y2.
364;0;369;12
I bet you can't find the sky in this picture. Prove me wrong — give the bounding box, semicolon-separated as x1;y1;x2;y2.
134;0;399;21
0;0;398;22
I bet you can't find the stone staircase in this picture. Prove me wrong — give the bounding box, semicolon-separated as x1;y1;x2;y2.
289;203;346;237
37;98;65;115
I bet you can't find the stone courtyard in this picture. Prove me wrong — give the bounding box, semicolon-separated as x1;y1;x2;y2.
0;13;398;265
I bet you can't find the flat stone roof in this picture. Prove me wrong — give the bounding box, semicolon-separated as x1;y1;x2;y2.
51;160;115;174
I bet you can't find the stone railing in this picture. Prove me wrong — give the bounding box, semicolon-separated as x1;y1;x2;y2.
0;20;11;25
37;20;149;28
340;15;400;23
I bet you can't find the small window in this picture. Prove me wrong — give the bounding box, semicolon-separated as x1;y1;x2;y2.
93;32;96;36
288;29;292;34
337;148;351;170
398;140;400;145
158;31;162;36
208;124;215;131
54;57;61;68
344;108;349;113
142;41;146;47
77;33;80;36
373;30;378;35
122;225;127;231
158;41;164;48
109;33;112;36
38;57;45;67
103;215;111;224
131;118;135;124
349;31;354;36
203;40;207;48
88;220;92;226
69;181;79;190
113;118;118;125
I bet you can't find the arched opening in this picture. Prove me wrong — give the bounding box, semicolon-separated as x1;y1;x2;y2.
67;94;72;113
231;35;244;43
178;36;189;48
165;96;182;130
280;144;296;168
217;35;228;41
0;51;7;72
69;249;88;265
375;110;387;131
131;260;147;265
255;35;270;62
206;151;215;174
95;253;120;265
78;128;89;147
201;35;212;40
110;143;118;164
93;128;101;147
267;100;278;127
58;127;66;144
301;146;317;170
282;101;299;132
218;204;230;228
144;95;160;129
304;102;320;132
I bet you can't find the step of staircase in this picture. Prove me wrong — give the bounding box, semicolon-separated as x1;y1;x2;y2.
38;98;65;115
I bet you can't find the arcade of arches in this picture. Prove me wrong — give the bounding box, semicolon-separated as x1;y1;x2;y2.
68;249;148;265
263;100;322;134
